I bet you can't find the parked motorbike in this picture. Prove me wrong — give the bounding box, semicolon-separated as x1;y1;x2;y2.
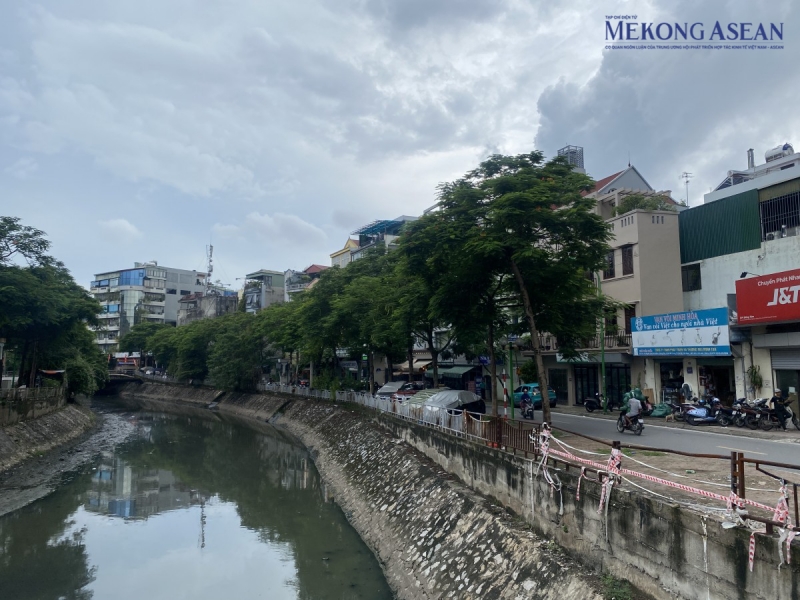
584;393;606;412
685;396;723;426
616;411;644;435
584;393;625;412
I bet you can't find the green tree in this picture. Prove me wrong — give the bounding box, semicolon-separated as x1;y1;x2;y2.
442;152;611;424
118;322;172;360
613;193;675;216
208;313;265;391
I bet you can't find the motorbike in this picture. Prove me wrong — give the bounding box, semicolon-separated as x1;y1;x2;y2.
717;398;748;427
616;411;644;435
755;397;800;431
521;402;535;420
584;393;626;412
685;396;723;426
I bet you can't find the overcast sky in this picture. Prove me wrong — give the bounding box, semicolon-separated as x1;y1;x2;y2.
1;1;797;288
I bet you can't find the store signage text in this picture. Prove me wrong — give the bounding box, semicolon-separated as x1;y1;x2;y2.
631;307;731;357
736;268;800;324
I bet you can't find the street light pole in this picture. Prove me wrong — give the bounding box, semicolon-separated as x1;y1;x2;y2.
597;274;608;413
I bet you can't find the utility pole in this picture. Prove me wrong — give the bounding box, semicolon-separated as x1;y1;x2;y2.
680;172;693;205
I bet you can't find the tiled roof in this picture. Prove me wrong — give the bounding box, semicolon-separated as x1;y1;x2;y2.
583;170;624;196
304;264;330;274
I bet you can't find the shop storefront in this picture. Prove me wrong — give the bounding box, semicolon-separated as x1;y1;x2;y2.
735;268;800;400
558;353;631;406
772;349;800;397
632;307;732;403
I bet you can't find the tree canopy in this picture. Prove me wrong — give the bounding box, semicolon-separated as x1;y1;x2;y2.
613;193;676;216
112;150;615;423
0;217;107;394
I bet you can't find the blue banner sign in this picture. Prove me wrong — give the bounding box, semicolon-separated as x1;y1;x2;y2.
632;307;731;356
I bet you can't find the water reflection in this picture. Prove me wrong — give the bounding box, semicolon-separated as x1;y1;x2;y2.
0;410;392;600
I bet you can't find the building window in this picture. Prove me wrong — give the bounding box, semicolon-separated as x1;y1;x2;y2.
603;250;615;279
624;305;636;334
621;245;633;276
179;290;190;296
166;288;177;295
681;264;702;292
760;190;800;240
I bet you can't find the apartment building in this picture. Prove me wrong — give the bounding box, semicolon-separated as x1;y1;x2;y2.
91;262;206;352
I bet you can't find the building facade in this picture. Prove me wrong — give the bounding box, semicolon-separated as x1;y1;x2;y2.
522;158;683;406
177;290;239;326
679;143;800;401
91;262;206;352
330;238;359;268
243;270;285;313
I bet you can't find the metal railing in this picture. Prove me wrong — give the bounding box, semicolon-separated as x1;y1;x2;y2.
256;382;800;535
532;333;632;353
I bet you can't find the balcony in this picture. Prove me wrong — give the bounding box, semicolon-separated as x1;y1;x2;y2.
530;333;632;354
286;282;310;293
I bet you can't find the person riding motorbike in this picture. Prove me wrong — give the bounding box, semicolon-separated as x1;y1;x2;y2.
520;387;533;416
624;395;642;429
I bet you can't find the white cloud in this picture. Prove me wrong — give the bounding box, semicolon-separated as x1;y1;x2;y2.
4;157;38;179
1;0;799;285
99;218;142;240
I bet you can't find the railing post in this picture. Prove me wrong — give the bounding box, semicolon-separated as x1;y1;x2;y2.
737;453;746;500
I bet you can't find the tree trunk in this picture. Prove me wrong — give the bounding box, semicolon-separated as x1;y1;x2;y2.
309;358;314;389
488;322;497;417
16;339;29;388
28;340;38;388
407;341;414;384
509;258;551;424
368;351;375;394
426;328;439;388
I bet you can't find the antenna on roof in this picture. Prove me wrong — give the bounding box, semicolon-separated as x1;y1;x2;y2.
680;172;693;204
206;244;213;293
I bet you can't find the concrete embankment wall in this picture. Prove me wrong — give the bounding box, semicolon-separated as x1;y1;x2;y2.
118;384;800;600
378;415;800;600
120;383;603;600
0;405;95;473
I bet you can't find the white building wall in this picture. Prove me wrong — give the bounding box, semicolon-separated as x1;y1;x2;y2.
682;236;800;399
683;236;800;312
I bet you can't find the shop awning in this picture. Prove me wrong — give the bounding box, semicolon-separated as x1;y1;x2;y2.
425;365;476;378
395;358;432;371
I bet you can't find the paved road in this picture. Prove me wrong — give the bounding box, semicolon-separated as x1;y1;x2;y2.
524;411;800;468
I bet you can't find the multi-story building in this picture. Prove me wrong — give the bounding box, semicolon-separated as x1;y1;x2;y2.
350;216;417;261
177;289;239;326
678;143;800;401
284;265;329;301
522;147;683;406
243;270;285;313
91;262;206;352
330;238;359;268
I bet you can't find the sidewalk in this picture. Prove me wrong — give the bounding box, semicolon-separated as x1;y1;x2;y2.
551;404;800;443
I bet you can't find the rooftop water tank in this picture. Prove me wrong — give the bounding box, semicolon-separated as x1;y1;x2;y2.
765;143;794;163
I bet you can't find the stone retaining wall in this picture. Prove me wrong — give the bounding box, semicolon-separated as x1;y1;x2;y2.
0;405;95;473
117;384;800;600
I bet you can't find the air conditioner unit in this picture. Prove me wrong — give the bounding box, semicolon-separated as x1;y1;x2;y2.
785;226;799;237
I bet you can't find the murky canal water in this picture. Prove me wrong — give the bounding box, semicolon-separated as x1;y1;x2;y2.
0;409;393;600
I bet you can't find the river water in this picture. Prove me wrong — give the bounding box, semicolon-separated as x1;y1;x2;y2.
0;407;393;600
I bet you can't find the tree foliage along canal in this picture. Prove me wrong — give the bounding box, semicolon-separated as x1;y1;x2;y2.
120;151;613;424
